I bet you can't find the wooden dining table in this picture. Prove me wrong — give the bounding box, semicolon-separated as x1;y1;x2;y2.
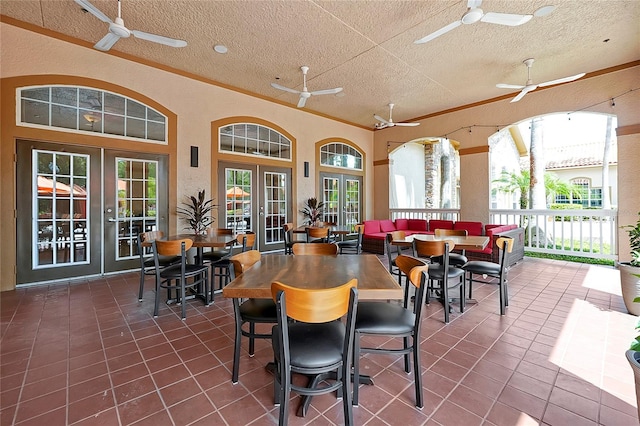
142;232;238;262
223;254;402;300
392;233;490;251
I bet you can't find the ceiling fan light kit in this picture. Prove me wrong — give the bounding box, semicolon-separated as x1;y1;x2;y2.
75;0;187;52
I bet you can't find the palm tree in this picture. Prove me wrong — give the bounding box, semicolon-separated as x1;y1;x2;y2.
493;170;582;209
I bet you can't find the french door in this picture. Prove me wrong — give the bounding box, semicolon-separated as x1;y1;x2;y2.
16;140;169;284
218;161;292;252
320;172;362;227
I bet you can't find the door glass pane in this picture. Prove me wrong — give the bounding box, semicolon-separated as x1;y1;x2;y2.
264;172;286;244
225;168;252;232
345;178;361;226
34;150;89;267
322;177;340;224
116;158;158;260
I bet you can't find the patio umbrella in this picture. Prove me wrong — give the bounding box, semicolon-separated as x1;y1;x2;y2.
226;186;250;198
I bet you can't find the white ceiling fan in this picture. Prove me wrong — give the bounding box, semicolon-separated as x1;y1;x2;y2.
374;104;420;129
271;66;343;108
497;58;586;103
414;0;540;44
74;0;187;52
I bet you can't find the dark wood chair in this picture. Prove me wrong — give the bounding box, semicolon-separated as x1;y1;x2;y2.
271;279;358;425
434;228;469;267
152;239;210;319
461;237;514;315
353;255;428;408
305;226;330;243
229;250;276;383
337;224;364;254
413;238;465;323
137;231;180;302
292;242;339;255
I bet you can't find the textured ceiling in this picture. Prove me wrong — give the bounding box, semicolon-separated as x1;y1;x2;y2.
2;0;639;128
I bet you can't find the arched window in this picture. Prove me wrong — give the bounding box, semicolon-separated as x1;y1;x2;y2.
219;123;291;160
19;86;167;142
320;142;362;170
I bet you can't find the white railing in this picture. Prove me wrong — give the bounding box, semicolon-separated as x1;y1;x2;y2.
490;209;617;260
389;208;460;222
388;208;617;261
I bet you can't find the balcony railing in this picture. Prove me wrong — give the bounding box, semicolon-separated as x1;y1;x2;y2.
389;208;618;261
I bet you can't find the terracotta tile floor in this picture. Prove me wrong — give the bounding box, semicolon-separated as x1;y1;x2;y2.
1;256;638;425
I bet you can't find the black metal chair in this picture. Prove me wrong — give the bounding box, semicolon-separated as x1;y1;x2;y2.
152;239;210;320
283;223;295;254
201;228;235;299
461;237;514;315
353;255;429;409
229;250;277;384
337;224;364;254
137;231;180;302
385;231;409;286
413;239;465;323
271;279;358;425
433;228;469;267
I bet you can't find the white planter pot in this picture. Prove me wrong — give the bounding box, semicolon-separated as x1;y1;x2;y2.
626;350;640;422
619;262;640;316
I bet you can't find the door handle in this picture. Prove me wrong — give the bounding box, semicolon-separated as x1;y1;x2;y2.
107;217;117;222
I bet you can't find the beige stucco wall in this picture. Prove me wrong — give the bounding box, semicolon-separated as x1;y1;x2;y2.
374;66;640;261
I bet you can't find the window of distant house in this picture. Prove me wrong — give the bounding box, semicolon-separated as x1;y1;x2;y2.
555;178;602;208
320;142;362;170
19;86;167;143
219;123;291;160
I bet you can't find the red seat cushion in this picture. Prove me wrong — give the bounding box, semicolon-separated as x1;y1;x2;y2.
395;218;409;230
429;220;453;231
454;221;483;236
407;219;428;231
380;220;396;232
363;220;381;235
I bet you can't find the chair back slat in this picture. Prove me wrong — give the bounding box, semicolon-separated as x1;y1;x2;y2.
230;250;261;276
395;255;428;289
207;228;234;235
155;238;192;256
292;242;339;255
413;239;454;257
140;230;164;243
434;228;467;237
496;236;514;253
271;279;357;323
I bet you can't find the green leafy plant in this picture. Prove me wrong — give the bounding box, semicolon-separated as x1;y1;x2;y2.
622;212;640;267
177;189;217;235
300;197;325;225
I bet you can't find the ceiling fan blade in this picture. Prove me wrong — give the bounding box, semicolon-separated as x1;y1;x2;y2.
395;122;420;127
94;33;121;51
297;96;307;108
131;30;187;48
374;114;389;125
414;20;461;44
375;123;389;129
511;85;537;103
309;87;343;96
481;12;532;26
271;83;301;95
74;0;112;24
496;83;526;89
538;72;586;87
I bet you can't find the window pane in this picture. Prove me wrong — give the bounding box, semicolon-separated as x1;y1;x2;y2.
22;99;49;125
52;87;77;107
104;114;125;136
22;87;50;102
51;105;77;130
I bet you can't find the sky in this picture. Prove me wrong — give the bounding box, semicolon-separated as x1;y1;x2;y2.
516;112;617;148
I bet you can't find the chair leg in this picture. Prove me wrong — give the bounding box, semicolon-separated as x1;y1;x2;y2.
279;366;290;426
232;299;242;384
180;278;187;320
467;272;474;298
352;332;360;406
459;281;465;313
413;335;423;409
138;270;145;302
153;277;161;318
442;281;450;324
342;362;353;425
403;336;411;373
249;323;256;355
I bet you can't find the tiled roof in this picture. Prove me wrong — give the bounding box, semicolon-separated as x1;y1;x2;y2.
545;141;618;169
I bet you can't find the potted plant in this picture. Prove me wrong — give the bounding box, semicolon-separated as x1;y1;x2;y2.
626;299;640;422
300;197;325;226
177;189;217;235
619;212;640;315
